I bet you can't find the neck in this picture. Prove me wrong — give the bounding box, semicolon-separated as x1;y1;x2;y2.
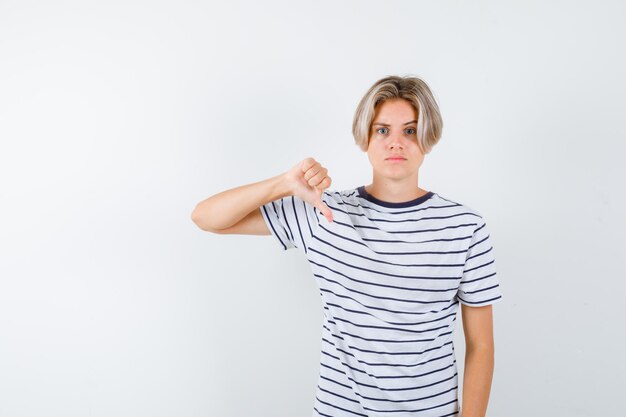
365;175;427;203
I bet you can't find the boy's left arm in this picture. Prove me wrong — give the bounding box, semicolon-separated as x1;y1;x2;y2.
459;304;496;417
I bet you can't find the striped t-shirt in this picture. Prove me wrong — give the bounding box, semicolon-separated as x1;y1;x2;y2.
260;186;502;417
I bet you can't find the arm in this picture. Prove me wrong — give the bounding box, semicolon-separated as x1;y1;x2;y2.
459;304;495;417
190;172;291;234
190;157;333;234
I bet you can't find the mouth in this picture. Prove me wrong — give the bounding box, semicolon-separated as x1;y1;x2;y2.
386;157;407;161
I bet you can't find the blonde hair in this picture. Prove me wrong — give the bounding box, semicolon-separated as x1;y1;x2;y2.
352;75;443;154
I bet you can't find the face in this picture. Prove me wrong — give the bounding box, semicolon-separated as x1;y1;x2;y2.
366;98;425;180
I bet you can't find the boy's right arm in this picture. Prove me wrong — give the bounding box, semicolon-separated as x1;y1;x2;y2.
190;173;291;235
191;157;334;235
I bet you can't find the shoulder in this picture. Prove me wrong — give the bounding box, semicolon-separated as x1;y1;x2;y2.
432;192;487;224
321;187;360;207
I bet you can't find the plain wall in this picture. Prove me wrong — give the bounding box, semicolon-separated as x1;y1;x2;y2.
1;0;624;416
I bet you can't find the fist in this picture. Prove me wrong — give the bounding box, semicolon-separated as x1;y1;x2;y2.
284;157;334;223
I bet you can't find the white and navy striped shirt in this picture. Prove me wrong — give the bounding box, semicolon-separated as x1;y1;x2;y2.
260;186;502;417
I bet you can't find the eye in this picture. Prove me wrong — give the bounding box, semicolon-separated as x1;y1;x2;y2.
405;128;416;135
376;127;388;135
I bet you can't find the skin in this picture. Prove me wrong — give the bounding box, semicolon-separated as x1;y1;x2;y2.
460;304;496;417
364;98;430;203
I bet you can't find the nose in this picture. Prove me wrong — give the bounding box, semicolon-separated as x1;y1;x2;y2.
388;132;404;149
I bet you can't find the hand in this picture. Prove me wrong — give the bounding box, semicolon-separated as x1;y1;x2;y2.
283;157;334;223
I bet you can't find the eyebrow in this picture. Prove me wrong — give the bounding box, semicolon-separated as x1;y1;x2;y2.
372;120;417;127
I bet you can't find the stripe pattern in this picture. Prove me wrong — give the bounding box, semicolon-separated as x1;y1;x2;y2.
260;186;502;416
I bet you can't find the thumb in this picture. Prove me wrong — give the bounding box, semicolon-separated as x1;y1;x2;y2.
313;195;333;223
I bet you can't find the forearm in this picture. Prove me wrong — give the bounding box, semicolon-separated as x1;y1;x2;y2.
191;173;292;231
460;345;494;417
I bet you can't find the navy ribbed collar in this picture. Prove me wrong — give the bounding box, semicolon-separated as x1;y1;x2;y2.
357;186;434;208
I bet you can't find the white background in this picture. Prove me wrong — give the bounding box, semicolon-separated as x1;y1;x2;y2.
1;1;624;416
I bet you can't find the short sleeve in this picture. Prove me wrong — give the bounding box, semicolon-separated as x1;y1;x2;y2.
457;218;503;307
259;192;330;254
